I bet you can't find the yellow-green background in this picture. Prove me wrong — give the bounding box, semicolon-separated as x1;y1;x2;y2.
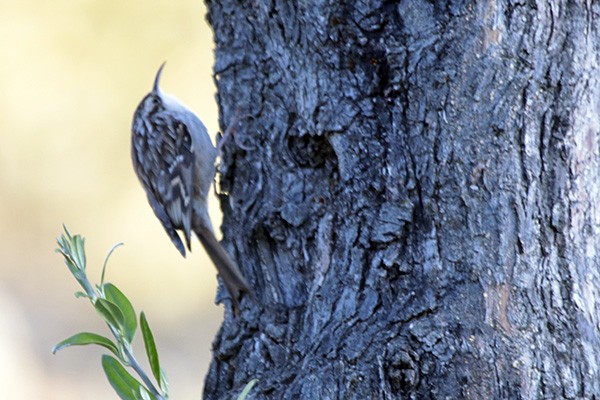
1;1;224;398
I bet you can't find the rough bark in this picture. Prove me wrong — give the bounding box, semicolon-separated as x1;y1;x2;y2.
204;1;600;399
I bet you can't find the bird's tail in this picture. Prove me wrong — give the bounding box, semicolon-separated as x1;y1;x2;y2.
194;227;252;315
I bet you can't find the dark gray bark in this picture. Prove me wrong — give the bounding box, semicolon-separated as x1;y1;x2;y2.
204;1;600;399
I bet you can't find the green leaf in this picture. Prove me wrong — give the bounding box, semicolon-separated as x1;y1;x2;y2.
159;368;169;394
102;355;152;400
95;298;125;331
140;312;162;387
139;388;153;400
52;332;119;357
101;242;124;286
56;246;78;276
74;291;89;299
62;224;73;241
56;228;84;276
72;234;87;271
104;283;137;343
237;379;259;400
57;229;85;272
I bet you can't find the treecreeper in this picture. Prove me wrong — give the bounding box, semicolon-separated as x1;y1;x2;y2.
131;62;251;314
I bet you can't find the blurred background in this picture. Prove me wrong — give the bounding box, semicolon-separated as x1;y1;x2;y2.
0;1;225;398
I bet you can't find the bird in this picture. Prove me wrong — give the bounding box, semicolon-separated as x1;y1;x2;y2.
131;62;251;314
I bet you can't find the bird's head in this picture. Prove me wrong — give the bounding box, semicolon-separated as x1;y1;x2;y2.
134;62;168;118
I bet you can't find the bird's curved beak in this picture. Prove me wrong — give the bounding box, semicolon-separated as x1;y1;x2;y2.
153;62;167;93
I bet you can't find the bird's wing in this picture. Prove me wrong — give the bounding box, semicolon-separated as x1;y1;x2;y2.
145;189;187;257
132;113;196;255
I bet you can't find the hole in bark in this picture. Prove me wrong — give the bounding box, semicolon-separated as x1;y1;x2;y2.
287;134;334;168
386;349;419;394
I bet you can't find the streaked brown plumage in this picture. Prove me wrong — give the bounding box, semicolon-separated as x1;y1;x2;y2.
131;63;251;314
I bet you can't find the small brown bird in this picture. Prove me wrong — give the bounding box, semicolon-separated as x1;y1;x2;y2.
131;63;251;313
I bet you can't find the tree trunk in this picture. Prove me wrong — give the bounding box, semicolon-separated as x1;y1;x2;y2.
203;1;600;399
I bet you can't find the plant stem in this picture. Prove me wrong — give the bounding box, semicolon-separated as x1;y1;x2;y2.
108;324;165;400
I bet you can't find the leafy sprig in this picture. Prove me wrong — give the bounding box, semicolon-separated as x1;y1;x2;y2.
53;226;168;400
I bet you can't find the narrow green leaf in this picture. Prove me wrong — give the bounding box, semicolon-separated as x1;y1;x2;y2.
159;368;169;394
56;247;78;276
62;224;73;241
139;388;153;400
102;355;149;400
237;379;259;400
72;235;86;270
52;332;119;357
140;312;162;386
74;291;89;299
104;283;137;343
101;242;124;287
56;228;86;279
70;235;81;269
55;239;65;255
56;226;72;254
95;298;125;331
